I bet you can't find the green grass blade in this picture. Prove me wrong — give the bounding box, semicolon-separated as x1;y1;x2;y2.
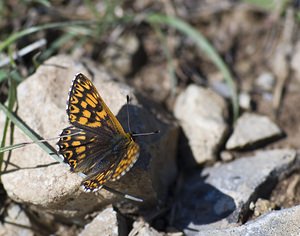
0;70;8;82
32;0;51;8
146;14;239;121
0;103;61;163
0;143;30;153
0;21;93;53
0;77;17;169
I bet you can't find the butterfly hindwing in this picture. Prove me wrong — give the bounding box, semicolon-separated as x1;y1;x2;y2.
82;140;140;192
57;126;115;173
111;141;140;181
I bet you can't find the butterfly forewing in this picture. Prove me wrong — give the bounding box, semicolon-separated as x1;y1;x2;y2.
67;73;126;135
57;73;140;192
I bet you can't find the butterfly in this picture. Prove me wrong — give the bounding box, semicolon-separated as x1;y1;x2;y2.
56;73;140;192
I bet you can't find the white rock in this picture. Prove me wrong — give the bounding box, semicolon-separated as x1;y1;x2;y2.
255;72;275;91
239;92;251;110
226;112;282;150
129;220;163;236
174;84;228;164
79;207;119;236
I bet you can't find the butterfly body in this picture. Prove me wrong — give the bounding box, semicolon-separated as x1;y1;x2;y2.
57;73;139;192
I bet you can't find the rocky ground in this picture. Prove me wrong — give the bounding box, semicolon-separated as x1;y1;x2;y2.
1;1;300;236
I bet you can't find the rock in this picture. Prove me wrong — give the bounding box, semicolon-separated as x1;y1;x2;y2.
196;205;300;236
173;149;296;234
255;72;275;91
238;92;251;110
252;198;276;217
79;207;121;236
220;151;234;162
0;204;33;236
174;84;228;164
1;55;178;220
226;112;282;150
129;220;163;236
133;64;171;103
103;34;139;77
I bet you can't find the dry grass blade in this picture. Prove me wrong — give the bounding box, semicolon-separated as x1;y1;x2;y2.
146;13;239;121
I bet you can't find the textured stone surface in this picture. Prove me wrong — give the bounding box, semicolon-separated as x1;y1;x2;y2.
1;55;178;220
226;112;282;150
196;205;300;236
174;84;228;164
129;221;163;236
174;149;297;235
79;207;119;236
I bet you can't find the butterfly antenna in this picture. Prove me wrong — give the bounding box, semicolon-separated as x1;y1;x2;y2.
126;96;160;137
132;130;160;137
126;95;132;134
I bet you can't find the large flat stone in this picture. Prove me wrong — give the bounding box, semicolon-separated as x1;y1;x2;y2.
196;205;300;236
174;149;297;235
1;55;178;220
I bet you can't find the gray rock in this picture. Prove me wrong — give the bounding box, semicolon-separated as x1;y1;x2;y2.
255;72;275;91
0;204;33;236
196;205;300;236
173;149;296;235
226;113;282;150
174;84;228;164
1;55;178;220
79;207;121;236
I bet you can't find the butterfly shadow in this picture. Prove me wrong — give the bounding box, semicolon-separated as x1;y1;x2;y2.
171;174;237;233
1;161;59;175
168;128;236;233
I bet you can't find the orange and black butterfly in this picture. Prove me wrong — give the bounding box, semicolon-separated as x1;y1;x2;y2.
56;73;140;192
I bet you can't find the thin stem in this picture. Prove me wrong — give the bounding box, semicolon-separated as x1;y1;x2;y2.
102;185;143;202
